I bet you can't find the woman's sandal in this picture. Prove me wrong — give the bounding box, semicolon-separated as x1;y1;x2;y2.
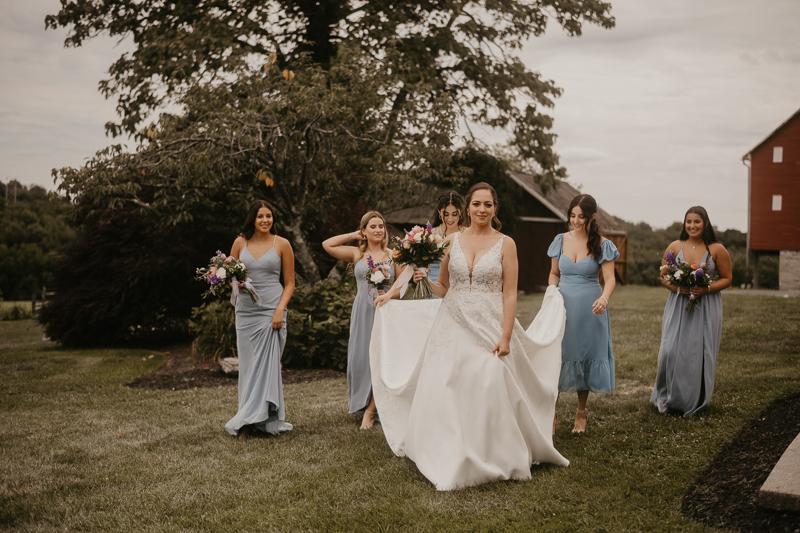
572;409;588;433
360;410;377;430
238;425;252;441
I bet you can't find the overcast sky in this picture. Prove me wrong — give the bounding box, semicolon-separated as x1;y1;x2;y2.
2;1;799;231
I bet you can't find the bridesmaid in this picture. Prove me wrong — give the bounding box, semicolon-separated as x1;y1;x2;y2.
225;200;295;440
323;211;398;429
651;206;731;417
548;194;619;433
428;191;465;283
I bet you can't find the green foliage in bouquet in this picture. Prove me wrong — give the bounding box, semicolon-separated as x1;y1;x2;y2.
189;300;237;362
283;278;356;370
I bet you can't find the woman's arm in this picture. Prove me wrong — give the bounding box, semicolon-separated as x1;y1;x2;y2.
593;260;616;315
272;237;295;329
548;257;560;287
660;241;683;294
230;236;246;260
322;232;362;264
494;237;518;357
692;243;732;296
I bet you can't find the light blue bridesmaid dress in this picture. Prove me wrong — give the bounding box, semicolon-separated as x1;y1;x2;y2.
548;234;620;393
349;259;395;414
225;242;292;436
650;245;722;417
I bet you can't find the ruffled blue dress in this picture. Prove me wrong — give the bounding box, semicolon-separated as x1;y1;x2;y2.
225;243;292;436
548;234;620;393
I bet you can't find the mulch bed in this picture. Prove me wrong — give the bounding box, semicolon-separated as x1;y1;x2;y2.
682;393;800;533
126;344;345;391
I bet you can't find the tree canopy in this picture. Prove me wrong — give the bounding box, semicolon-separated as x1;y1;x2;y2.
55;52;460;282
0;183;76;301
47;0;614;188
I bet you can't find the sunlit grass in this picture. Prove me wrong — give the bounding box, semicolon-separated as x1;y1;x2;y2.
1;287;798;531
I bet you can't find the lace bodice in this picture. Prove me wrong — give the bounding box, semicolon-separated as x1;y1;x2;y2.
449;233;505;294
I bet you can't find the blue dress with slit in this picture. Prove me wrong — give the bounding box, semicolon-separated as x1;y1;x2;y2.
650;245;722;417
225;243;293;435
548;234;619;393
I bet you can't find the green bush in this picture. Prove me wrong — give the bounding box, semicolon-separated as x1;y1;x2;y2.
284;278;355;370
189;276;357;369
190;300;237;361
1;305;33;321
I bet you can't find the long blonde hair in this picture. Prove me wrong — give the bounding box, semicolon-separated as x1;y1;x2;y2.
357;211;390;257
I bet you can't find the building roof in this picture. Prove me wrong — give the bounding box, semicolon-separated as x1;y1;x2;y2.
742;107;800;160
507;171;627;235
384;172;627;236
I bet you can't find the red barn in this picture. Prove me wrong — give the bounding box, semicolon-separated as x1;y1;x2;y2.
743;108;800;290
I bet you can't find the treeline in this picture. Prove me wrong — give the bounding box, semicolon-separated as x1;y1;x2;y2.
615;219;778;289
0;182;76;301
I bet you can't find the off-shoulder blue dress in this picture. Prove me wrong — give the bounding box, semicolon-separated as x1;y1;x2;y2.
548;234;620;393
225;243;292;436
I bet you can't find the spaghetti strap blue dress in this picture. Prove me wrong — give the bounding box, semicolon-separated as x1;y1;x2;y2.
349;259;396;414
650;245;722;417
225;243;292;436
548;234;619;393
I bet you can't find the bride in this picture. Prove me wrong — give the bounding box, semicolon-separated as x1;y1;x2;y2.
372;182;569;491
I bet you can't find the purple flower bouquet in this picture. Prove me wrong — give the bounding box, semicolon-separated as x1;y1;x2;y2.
196;250;260;304
660;251;718;312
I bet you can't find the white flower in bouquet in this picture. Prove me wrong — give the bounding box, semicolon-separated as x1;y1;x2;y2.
217;267;227;280
370;271;386;284
674;270;682;279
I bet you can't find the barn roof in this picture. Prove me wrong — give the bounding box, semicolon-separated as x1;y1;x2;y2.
507;171;627;235
742;107;800;160
384;172;627;236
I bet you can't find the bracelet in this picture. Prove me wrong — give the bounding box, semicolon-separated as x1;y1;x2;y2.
600;296;609;305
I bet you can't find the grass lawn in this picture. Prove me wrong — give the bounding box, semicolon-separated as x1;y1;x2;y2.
1;286;798;532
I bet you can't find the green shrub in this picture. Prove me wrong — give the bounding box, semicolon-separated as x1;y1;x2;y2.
284;277;356;370
189;300;237;361
189;276;357;369
1;305;33;321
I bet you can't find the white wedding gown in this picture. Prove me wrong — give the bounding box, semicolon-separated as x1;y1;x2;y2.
370;234;569;491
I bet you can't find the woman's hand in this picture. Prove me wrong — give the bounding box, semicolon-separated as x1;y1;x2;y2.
412;266;428;283
678;286;691;296
492;338;511;357
376;289;385;296
690;286;710;296
271;310;284;329
374;290;393;308
591;298;607;315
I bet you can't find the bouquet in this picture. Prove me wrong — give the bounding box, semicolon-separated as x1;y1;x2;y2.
391;222;450;300
196;250;260;305
661;251;718;312
364;256;393;300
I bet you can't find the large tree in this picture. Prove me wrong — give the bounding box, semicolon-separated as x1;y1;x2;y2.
55;53;460;282
47;0;614;188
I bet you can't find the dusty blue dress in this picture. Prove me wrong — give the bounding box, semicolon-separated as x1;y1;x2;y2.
225;243;292;436
650;246;722;417
548;234;620;393
349;259;395;414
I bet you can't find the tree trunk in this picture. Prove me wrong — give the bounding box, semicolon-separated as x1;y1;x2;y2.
285;215;321;284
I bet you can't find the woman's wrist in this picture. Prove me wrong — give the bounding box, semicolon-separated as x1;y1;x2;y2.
600;296;609;305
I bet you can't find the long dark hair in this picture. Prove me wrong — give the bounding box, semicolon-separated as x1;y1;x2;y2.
464;182;501;231
678;206;719;245
432;191;465;228
567;194;602;259
241;200;278;239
